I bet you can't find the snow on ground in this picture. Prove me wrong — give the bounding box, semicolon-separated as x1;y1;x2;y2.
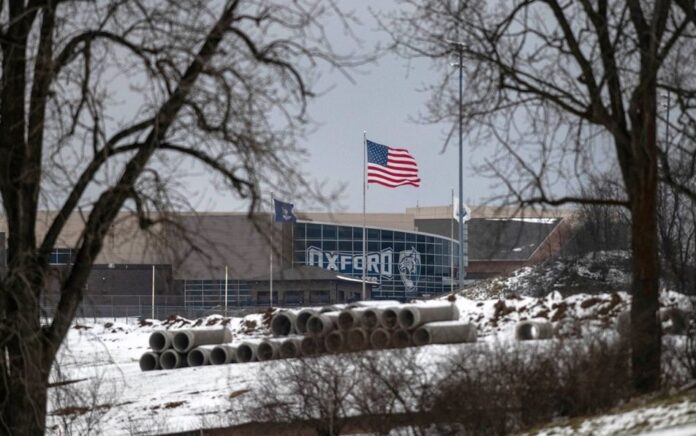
463;250;632;300
527;390;696;436
46;253;696;435
47;288;695;435
47;318;487;435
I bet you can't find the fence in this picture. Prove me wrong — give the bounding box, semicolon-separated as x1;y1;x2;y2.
40;294;272;321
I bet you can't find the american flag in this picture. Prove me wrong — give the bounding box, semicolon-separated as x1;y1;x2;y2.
366;140;421;188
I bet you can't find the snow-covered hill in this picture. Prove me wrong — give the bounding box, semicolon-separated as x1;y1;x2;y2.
463;250;632;299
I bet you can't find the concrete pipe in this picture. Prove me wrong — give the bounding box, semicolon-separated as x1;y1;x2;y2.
236;341;259;363
616;310;631;337
320;304;346;313
659;308;688;335
296;309;318;334
380;307;401;330
139;352;160;371
346;328;370;351
300;335;326;356
279;337;304;359
391;329;412;348
337;308;367;331
362;308;383;329
307;312;339;335
149;330;174;352
346;300;401;309
271;310;298;336
172;328;233;353
370;328;391;349
616;308;688;336
210;344;237;365
515;320;553;341
187;345;216;367
412;321;478;346
159;349;188;369
257;338;286;361
325;330;347;353
398;303;459;330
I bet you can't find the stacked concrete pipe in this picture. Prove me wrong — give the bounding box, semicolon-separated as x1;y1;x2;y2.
338;308;367;331
141;300;485;370
325;330;347;353
187;345;217;367
370;328;391;349
139;351;161;371
320;304;346;313
236;341;261;363
279;337;303;359
379;307;401;330
515;320;553;341
346;328;370;351
295;309;318;334
346;300;401;309
160;349;188;369
391;329;412;348
398;302;459;330
300;335;326;356
210;344;238;365
257;338;285;361
173;328;233;353
412;321;477;346
149;330;174;352
271;310;298;336
307;312;340;335
361;308;383;330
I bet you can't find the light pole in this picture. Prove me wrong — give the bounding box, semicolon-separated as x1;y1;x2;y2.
448;39;466;290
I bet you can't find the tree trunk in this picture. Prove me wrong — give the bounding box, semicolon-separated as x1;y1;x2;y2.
629;145;661;393
1;276;52;435
3;338;50;435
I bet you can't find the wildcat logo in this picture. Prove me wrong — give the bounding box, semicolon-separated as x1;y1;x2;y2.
398;247;421;294
280;206;293;221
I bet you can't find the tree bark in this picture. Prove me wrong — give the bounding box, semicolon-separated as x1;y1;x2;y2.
629;174;661;392
627;82;661;392
1;269;51;435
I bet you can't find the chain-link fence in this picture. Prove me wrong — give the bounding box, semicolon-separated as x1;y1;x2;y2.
40;294;273;321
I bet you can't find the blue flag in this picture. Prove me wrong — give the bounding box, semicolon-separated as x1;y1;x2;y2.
274;199;297;223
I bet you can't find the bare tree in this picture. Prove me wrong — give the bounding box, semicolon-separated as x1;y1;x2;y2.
658;170;696;294
0;1;361;433
382;0;696;392
566;172;631;255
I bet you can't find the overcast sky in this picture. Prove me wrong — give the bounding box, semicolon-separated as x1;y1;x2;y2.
190;1;501;214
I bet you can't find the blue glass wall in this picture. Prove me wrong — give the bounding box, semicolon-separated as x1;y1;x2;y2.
293;221;459;300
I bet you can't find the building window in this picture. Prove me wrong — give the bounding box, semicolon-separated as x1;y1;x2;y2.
49;248;75;265
309;290;330;304
257;292;270;305
284;291;303;305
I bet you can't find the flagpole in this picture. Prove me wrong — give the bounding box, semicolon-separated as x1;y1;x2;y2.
362;131;367;301
151;265;155;320
457;41;465;290
270;193;274;308
451;188;454;293
224;264;228;316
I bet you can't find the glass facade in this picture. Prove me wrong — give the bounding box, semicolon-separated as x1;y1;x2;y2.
293;221;460;300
